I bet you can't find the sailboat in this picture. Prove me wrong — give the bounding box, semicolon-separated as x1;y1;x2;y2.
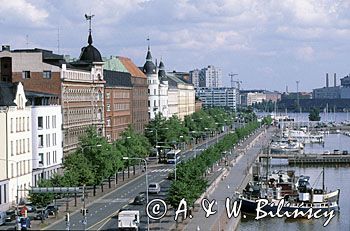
237;159;340;214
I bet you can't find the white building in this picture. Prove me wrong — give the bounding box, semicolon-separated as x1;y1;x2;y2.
0;82;32;211
241;92;267;106
189;69;200;88
142;46;169;119
27;92;63;186
195;87;237;111
190;65;222;88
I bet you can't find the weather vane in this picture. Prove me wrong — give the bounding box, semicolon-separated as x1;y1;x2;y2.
85;14;95;33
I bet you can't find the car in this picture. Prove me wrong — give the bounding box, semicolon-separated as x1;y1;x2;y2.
5;210;16;222
148;183;161;194
133;193;146;205
45;205;59;216
33;209;49;220
25;203;36;213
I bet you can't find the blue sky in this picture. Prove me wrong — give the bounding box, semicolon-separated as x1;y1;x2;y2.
1;0;350;92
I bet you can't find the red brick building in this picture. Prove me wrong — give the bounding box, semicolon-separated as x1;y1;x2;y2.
104;70;133;141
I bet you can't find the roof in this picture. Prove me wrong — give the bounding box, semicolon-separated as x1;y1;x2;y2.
78;33;103;63
104;70;132;88
103;56;129;72
0;82;17;106
118;56;147;78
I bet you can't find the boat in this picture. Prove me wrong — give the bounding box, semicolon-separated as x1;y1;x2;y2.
270;139;304;153
283;129;324;144
237;169;340;215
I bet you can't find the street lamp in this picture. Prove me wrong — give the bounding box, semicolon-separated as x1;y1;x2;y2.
80;144;102;152
123;157;149;231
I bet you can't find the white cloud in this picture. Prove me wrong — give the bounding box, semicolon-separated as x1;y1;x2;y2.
296;46;315;61
0;0;48;25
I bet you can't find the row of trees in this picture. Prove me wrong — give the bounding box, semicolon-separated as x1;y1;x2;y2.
30;108;255;206
166;120;262;208
30;126;151;207
145;108;236;150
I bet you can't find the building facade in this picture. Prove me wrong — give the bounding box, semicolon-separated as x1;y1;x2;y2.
142;46;169;119
167;73;195;119
104;70;132;141
195;87;237;111
28;93;63;186
0;30;105;155
0;82;32;210
189;69;200;88
110;56;149;134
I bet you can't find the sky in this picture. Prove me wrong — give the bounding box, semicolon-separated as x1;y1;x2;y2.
1;0;350;92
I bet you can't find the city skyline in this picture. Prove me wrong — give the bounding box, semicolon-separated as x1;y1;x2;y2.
1;0;350;91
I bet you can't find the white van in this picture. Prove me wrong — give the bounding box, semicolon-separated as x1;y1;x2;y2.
0;211;6;225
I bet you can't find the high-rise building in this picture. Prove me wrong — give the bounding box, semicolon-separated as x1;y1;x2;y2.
196;87;237;110
190;65;222;88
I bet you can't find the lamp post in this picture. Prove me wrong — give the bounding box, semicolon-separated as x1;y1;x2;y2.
123;157;149;231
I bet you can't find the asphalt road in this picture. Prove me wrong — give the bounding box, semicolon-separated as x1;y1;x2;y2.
44;132;228;231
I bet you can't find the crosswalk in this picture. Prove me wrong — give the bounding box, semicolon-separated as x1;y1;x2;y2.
151;169;173;173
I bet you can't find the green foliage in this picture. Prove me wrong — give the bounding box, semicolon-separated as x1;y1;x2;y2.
309;108;321;121
167;119;259;208
29;179;54;207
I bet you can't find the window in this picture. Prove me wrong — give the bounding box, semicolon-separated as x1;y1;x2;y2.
38;117;43;129
43;70;51;79
47;152;50;165
106;92;110;99
46;116;50;129
22;71;31;79
39;153;44;165
10;118;13;133
11;141;13;156
154;89;156;95
52;116;56;128
107;104;111;111
16;140;18;154
106;118;111;127
106;134;111;142
38;135;43;147
27;138;30;152
27;117;29;131
11;164;14;178
52;133;56;146
46;134;50;147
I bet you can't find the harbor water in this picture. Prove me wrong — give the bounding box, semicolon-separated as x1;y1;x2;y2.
237;133;350;230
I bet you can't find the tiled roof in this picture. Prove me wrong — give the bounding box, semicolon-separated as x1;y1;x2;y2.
104;70;132;88
118;56;147;78
103;56;129;73
0;82;17;106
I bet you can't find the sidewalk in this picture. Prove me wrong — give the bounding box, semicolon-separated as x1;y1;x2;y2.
182;126;275;231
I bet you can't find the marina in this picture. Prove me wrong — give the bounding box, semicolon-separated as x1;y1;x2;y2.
238;114;350;230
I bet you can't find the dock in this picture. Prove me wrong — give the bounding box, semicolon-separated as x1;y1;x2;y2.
259;153;350;164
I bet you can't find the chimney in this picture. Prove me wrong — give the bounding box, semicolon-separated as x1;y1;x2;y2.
326;73;329;88
2;45;10;51
334;73;337;87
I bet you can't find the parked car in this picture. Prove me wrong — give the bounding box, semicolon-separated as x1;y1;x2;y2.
25;203;36;213
0;211;6;225
33;209;49;220
5;210;16;222
133;193;146;205
148;183;161;194
45;205;59;216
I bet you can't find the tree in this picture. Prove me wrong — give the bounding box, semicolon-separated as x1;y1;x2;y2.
29;179;55;207
309;108;321;121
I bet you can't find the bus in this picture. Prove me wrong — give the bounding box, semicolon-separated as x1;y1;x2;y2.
166;149;181;164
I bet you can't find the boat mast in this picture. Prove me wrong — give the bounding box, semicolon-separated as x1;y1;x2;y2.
322;164;325;191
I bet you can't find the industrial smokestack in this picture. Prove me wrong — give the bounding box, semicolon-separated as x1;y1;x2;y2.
334;73;337;87
326;73;329;88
